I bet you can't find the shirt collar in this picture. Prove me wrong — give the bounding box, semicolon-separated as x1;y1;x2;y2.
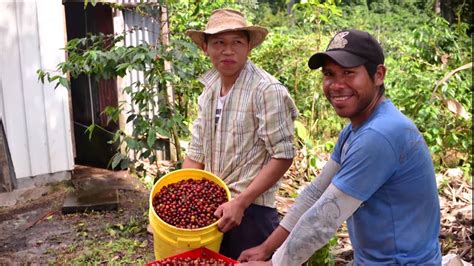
199;61;253;88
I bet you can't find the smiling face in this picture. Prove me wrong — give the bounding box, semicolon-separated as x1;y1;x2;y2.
203;31;251;83
321;59;386;126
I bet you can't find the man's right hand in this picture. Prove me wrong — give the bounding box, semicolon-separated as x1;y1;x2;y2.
182;157;204;169
238;243;271;262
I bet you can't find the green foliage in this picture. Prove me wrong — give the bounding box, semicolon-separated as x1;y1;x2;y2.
250;29;345;148
305;237;338;266
292;0;342;31
251;1;472;175
38;30;189;174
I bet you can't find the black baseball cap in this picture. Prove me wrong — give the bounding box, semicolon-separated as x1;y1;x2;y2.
308;29;384;69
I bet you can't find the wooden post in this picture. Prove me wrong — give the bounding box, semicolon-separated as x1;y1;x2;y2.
160;5;180;162
0;118;16;192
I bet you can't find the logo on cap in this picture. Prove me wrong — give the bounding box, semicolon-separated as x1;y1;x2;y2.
327;31;349;50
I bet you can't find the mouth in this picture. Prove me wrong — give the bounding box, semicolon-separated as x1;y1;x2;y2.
332;95;351;101
221;59;236;65
331;94;353;105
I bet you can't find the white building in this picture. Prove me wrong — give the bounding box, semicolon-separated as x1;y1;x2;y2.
0;0;167;190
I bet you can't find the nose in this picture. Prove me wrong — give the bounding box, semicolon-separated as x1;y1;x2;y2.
329;80;345;90
222;44;234;54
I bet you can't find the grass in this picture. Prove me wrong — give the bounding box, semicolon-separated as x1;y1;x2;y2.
51;211;154;265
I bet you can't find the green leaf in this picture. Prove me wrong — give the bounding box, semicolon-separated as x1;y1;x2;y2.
37;69;46;83
116;63;130;76
120;157;129;170
294;120;310;142
156;127;170;138
147;129;156;148
111;153;122;169
84;124;95;140
125;137;139;150
141;149;151;159
58;77;69;89
149;155;156;164
126;114;136;123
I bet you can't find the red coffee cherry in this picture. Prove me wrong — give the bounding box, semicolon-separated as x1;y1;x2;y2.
152;179;228;229
149;256;234;265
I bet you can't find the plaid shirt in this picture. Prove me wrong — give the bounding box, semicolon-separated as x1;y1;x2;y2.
187;61;298;207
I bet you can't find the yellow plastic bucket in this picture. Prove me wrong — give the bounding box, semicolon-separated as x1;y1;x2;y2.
148;169;231;260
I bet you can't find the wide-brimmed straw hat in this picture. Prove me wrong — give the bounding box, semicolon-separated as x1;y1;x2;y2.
186;8;268;50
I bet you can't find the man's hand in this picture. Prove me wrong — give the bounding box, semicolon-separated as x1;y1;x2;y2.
213;198;245;233
236;261;272;266
238;243;272;262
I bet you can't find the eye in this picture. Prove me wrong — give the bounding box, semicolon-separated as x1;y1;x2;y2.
343;70;354;75
322;70;332;76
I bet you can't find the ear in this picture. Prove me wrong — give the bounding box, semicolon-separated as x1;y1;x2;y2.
374;64;386;87
202;43;209;56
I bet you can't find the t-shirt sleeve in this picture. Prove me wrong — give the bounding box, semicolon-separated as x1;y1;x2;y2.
331;129;397;201
331;127;351;165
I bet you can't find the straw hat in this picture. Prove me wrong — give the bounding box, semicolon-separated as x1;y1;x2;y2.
186;8;268;50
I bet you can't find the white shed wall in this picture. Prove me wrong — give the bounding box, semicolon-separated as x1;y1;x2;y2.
0;1;74;179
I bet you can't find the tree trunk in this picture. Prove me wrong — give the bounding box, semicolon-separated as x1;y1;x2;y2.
287;0;295;15
160;5;181;162
434;0;441;14
0;119;16;192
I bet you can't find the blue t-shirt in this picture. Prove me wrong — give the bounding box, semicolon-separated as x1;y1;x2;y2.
331;100;441;265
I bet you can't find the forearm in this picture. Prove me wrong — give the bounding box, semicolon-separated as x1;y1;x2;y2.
280;159;340;231
260;226;290;258
235;158;293;208
272;184;362;266
182;157;204;169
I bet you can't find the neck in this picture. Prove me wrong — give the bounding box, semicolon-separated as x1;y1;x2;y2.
220;78;236;96
351;95;386;127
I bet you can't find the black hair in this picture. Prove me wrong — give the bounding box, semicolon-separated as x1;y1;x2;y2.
364;62;385;95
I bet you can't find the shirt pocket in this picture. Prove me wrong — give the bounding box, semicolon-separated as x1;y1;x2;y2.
231;110;257;148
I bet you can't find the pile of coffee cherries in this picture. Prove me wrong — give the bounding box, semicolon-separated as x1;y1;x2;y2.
152;178;228;229
149;257;234;265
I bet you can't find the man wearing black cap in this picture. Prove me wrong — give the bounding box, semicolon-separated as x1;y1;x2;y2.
238;29;441;265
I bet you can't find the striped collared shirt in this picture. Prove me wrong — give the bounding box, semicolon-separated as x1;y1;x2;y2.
187;61;298;207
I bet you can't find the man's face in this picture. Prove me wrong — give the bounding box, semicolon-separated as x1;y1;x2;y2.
203;31;251;79
321;60;385;126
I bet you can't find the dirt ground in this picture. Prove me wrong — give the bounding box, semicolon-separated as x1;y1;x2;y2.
0;164;472;265
0;166;155;265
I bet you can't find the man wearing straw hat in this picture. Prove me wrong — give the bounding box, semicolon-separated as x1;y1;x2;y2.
183;8;298;259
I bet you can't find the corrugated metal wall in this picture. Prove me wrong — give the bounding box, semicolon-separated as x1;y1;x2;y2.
121;0;161;132
0;1;74;179
114;0;173;160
